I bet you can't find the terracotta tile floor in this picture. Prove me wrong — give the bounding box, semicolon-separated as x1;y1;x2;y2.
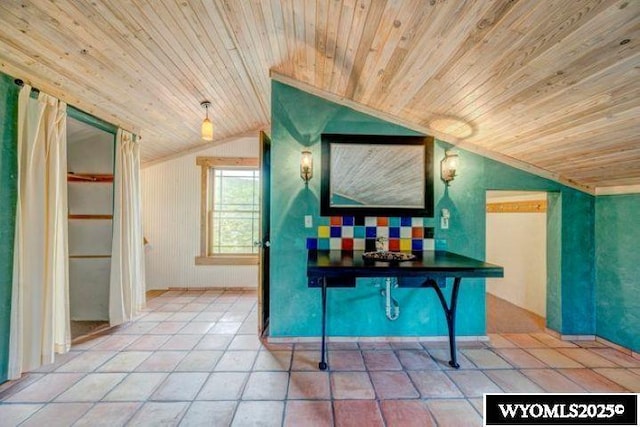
1;289;639;426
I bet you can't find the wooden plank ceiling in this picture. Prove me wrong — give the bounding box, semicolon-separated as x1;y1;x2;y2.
0;0;638;192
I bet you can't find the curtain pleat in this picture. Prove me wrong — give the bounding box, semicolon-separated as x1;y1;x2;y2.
8;86;70;379
109;129;146;326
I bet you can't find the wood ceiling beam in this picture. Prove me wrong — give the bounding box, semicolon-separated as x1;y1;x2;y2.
596;185;640;196
141;128;265;169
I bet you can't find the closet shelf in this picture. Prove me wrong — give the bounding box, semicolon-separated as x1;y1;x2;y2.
68;172;113;182
69;255;111;259
69;214;113;220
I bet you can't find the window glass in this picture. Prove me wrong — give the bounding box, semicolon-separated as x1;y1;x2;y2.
209;169;260;255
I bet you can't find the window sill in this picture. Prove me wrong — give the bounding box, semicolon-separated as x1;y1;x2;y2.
195;255;259;266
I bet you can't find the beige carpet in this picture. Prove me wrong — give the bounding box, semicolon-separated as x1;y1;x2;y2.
486;293;545;334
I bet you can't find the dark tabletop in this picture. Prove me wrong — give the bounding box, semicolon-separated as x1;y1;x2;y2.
307;250;504;279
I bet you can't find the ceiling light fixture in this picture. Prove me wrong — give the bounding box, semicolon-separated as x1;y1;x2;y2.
200;101;213;141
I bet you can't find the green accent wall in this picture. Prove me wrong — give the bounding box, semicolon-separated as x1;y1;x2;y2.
270;80;596;338
546;193;563;333
68;105;118;135
595;194;640;352
0;73;19;382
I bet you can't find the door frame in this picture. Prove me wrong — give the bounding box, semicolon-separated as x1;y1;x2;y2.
257;130;271;335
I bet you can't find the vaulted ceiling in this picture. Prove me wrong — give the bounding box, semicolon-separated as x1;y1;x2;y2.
0;0;638;192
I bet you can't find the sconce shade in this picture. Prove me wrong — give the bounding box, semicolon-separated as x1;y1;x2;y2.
200;101;213;141
441;149;459;185
301;150;313;182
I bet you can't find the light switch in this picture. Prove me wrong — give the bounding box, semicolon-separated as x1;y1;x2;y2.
304;215;313;228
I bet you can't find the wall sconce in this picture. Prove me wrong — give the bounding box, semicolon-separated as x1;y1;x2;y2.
300;150;313;183
200;101;213;141
441;149;459;185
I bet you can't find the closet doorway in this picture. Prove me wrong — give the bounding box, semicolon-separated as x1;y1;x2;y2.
67;114;116;339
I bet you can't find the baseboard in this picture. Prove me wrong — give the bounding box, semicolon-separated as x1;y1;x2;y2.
544;328;561;338
547;329;639;360
145;289;167;299
559;334;597;341
165;286;257;292
595;336;640;359
267;335;489;343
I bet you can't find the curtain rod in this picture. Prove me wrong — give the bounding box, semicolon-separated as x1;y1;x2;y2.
14;78;40;94
13;78;135;137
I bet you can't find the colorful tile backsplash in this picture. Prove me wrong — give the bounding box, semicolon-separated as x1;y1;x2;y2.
307;216;435;251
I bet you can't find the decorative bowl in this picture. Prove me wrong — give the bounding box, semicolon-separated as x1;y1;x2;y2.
362;251;416;262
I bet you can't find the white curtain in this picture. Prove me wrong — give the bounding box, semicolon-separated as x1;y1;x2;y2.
109;129;146;326
9;86;70;379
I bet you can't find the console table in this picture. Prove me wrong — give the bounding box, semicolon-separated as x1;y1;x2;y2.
307;250;504;370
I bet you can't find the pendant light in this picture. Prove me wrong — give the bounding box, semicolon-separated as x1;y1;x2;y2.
200;101;213;141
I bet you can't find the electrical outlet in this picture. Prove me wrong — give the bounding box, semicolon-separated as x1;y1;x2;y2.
441;208;450;229
304;215;313;228
441;217;449;229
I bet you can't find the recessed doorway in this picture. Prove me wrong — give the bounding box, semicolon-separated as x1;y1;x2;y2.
485;191;547;334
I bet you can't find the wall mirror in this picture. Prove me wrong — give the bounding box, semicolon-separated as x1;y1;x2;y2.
320;134;434;217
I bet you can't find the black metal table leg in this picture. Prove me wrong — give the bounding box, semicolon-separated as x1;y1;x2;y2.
319;277;328;370
425;277;462;369
446;277;461;368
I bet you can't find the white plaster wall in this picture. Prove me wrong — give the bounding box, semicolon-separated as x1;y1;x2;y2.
486;192;547;317
142;136;259;289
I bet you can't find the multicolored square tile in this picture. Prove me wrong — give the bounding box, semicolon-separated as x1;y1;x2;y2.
318;239;329;250
310;217;436;253
329;238;342;250
306;238;317;250
341;238;354;251
318;226;329;238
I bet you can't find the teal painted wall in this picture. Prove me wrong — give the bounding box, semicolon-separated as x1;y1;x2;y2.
0;73;19;382
595;194;640;352
546;193;563;333
270;81;596;338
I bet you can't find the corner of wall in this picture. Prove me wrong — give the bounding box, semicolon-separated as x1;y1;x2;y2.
0;72;19;382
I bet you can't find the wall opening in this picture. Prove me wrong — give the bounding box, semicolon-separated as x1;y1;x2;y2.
67;116;115;339
485;190;548;334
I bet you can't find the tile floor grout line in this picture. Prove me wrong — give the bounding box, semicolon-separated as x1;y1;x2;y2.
2;289;639;426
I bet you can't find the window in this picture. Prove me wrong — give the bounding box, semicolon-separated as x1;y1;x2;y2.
196;157;260;265
210;169;260;254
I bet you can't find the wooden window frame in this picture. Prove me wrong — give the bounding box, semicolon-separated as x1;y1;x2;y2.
195;156;260;265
